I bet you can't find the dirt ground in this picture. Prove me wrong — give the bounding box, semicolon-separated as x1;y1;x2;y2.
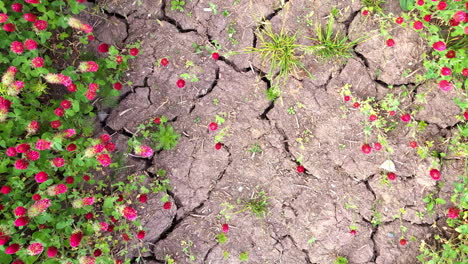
90;0;465;263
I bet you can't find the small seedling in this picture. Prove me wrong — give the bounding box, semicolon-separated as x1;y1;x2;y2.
239;252;249;262
248;143;263;153
244;191;269;218
170;0;185;12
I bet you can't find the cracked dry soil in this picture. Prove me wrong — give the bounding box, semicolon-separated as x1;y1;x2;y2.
89;0;465;263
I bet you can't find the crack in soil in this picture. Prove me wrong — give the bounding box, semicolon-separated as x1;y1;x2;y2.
160;0;197;33
197;66;220;99
99;9;131;45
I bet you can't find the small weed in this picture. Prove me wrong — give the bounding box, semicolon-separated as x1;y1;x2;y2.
244;191;269;218
335;256;348;264
246;23;311;96
170;0;185;12
287;106;296;115
239;252;249;262
265;86;281;101
362;0;385;13
216;233;228;244
248;143;263;153
209;3;218;15
306;13;364;61
181;240;196;263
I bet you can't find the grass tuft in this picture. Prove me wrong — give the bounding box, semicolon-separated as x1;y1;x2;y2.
305;14;364;61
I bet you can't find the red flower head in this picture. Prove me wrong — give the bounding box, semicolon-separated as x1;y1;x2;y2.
387;172;396;181
32;194;41;201
1;185;11;194
0;235;10;245
67;83;77;93
447;207;460;219
14;216;29;227
121;206;137;221
54;107;64;117
135;145;153;157
116;56;123;64
0;13;8;23
453;11;467;23
386;39;395;47
409;141;418;148
399;239;407;246
66;177;74;184
373;142;382;151
26;150;40;161
176;79;186;88
23;13;37;22
24;39;37;50
362;10;369;16
437;1;447;10
440;67;452;76
14;206;26;216
98;43;109;53
296;165;305;173
423;14;431;22
163;201;172;210
14;159;29;170
211;52;220;60
60;100;72;109
97;154;111;167
100;222;108;231
5;243;20;254
160;58;169;66
129;48;139;56
36;139;51;150
413;21;423;30
208;122;218;131
6;147;16;157
215;142;222;150
31;57;44;68
438;80;453;92
50;120;62;129
34;20;48;31
104;142;116;152
94;249;102;257
222;223;229;233
11;3;23;12
3;23;15;32
66;143;77;152
16;143;30;153
26;120;40;134
47;247;57;258
445;51;456;60
137;230;146;239
395;17;404;24
35;171;48;183
69;231;83;248
429;169;441;180
353;102;360;108
113;82;122;90
139;194;148;203
52;157;65;167
10;41;24;54
361;143;372;154
27;242;44;255
400;113;411;123
83;175;91;181
432;41;446;51
416;0;424;6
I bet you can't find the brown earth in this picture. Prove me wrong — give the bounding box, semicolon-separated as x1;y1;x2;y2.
90;0;465;263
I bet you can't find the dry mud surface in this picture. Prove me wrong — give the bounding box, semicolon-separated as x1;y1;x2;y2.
92;0;465;263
